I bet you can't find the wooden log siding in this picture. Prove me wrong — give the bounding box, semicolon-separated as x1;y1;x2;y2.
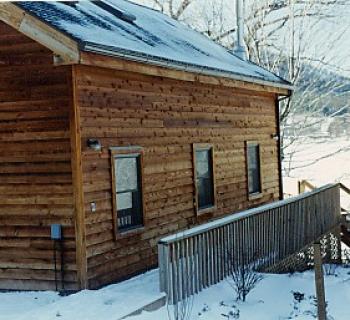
158;184;341;304
0;22;77;290
74;65;282;288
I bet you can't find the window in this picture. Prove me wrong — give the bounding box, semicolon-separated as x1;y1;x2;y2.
193;144;215;212
246;142;262;195
111;148;144;233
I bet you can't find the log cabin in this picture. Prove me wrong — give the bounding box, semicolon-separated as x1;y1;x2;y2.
0;0;292;291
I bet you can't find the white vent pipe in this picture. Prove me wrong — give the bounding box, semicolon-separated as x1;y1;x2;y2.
233;0;247;60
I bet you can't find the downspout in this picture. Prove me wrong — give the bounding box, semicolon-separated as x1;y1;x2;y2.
276;93;292;200
233;0;247;60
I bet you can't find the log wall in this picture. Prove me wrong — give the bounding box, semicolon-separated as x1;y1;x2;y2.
74;65;281;288
0;22;77;290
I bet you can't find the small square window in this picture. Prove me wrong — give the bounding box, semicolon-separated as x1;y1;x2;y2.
193;145;215;212
246;142;262;195
111;149;144;233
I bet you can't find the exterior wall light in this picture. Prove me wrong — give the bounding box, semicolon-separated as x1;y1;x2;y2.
271;133;279;141
87;138;102;151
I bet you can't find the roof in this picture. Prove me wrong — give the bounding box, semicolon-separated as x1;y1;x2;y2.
15;0;292;90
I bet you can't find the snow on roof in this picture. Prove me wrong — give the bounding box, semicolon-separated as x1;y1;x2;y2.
16;0;291;89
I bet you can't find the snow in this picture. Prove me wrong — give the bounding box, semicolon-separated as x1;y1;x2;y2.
2;266;350;319
129;267;350;320
283;136;350;210
0;270;163;320
16;1;289;87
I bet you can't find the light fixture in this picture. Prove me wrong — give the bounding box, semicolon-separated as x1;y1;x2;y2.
87;138;102;151
271;133;279;141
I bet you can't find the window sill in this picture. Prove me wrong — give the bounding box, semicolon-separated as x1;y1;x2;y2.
114;225;145;240
248;192;263;201
197;205;216;216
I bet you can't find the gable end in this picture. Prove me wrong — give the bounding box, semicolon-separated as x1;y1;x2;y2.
0;2;79;63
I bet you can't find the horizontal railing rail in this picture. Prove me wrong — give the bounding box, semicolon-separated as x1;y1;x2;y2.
158;184;341;304
339;183;350;196
299;180;349;213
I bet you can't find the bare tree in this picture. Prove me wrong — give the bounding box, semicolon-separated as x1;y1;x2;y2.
243;0;350;174
140;0;195;20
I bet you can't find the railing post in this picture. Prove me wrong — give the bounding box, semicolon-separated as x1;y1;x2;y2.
335;184;342;264
313;242;327;320
158;242;168;294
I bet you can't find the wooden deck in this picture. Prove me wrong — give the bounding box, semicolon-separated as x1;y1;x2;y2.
158;184;341;304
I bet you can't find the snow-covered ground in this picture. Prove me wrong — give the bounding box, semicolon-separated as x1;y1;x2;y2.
134;266;350;320
2;266;350;320
0;270;164;320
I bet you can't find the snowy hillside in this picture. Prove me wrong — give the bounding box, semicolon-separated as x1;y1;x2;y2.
283;136;350;209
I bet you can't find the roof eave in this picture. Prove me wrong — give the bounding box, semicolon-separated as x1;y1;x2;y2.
81;42;294;95
2;2;293;95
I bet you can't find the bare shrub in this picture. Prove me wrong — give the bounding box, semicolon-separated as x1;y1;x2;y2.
167;256;195;320
227;252;263;302
167;295;194;320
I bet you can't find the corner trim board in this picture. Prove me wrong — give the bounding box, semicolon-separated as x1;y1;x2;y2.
70;65;88;289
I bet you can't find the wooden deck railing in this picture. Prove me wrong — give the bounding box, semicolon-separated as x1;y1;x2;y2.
299;179;350;213
158;184;341;304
